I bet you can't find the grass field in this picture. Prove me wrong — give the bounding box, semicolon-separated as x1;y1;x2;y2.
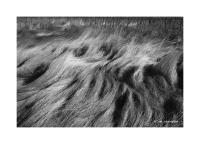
17;17;183;45
17;17;183;127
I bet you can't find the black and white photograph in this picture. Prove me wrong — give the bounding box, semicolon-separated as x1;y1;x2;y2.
17;17;183;127
2;0;200;144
